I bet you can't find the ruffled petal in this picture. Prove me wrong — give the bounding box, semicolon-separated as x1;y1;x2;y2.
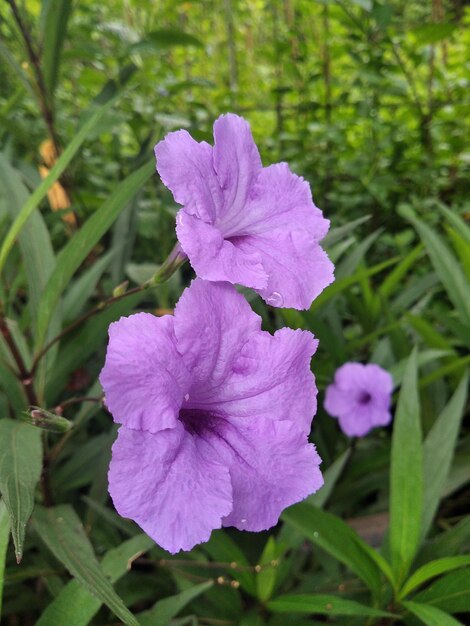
174;280;261;393
109;425;233;554
196;328;318;435
337;404;392;438
176;212;268;290
199;417;322;532
155;130;222;222
212;113;262;229
233;228;334;309
100;314;190;434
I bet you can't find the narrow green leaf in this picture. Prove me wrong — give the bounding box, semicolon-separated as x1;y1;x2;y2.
36;534;154;626
402;600;464;626
440;206;470;248
400;556;470;599
306;448;350;508
267;594;394;617
335;229;382;280
422;373;468;538
390;348;423;585
309;257;399;313
35;160;154;350
378;245;423;300
62;250;115;321
0;420;42;563
413;568;470;613
0;98;118;275
138;581;213;626
281;504;390;596
41;0;73;96
0;500;10;616
204;530;256;596
402;208;470;327
33;505;139;626
256;536;279;602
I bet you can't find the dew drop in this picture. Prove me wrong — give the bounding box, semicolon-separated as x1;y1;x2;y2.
313;531;319;538
184;393;190;402
240;518;247;523
266;291;284;307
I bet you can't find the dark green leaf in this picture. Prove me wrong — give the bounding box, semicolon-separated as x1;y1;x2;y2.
390;348;423;585
402;600;464;625
40;0;73;96
400;556;470;599
0;420;42;563
138;581;213;626
36;534;154;626
0;500;10;615
267;593;394;617
33;505;139;626
413;568;470;614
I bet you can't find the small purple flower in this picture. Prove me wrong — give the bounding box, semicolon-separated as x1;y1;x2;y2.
100;279;323;553
324;362;393;437
154;114;334;310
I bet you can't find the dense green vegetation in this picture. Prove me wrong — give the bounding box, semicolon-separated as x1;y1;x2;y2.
0;1;469;625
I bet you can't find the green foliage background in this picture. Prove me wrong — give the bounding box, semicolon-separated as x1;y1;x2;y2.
0;1;469;625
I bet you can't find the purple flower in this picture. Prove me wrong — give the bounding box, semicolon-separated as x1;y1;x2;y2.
324;362;393;437
154;114;334;310
100;279;323;553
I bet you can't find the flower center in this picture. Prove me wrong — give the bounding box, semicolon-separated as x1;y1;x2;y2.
357;390;372;405
178;407;222;436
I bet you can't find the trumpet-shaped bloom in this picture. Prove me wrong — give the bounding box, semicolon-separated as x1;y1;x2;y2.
100;280;323;553
324;362;393;437
154;114;334;310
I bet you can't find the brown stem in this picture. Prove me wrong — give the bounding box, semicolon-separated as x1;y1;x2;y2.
6;0;61;154
0;316;37;406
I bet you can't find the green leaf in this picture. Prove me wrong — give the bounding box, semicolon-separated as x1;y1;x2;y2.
137;581;213;626
0;420;42;563
0;97;119;275
281;504;390;596
390;348;423;585
35;160;154;350
256;536;280;602
422;372;468;538
129;29;203;55
378;245;423;301
267;594;394;617
400;556;470;599
402;208;470;328
413;23;457;45
40;0;73;96
36;534;154;626
204;530;256;596
33;505;139;626
439;206;470;249
0;500;10;616
413;568;470;614
62;251;115;322
402;600;464;625
305;448;350;508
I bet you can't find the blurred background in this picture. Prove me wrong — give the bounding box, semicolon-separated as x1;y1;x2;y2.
0;1;469;625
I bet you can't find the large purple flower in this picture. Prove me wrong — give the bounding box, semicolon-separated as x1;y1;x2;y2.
154;114;334;310
100;279;323;553
324;362;393;437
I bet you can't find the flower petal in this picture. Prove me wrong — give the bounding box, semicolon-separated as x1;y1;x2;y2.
155;130;222;222
200;417;323;532
100;314;190;434
197;328;318;435
338;405;392;437
174;280;261;394
212;113;262;229
234;228;334;309
176;212;268;290
109;425;233;554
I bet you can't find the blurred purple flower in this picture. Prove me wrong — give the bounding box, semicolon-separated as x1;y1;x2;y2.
324;362;393;437
100;279;323;553
154;114;334;310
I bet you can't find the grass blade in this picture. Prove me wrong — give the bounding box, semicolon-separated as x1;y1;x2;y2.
402;600;464;625
267;594;394;617
400;556;470;599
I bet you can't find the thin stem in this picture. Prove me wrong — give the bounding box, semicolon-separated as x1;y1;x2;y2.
6;0;61;154
0;316;37;406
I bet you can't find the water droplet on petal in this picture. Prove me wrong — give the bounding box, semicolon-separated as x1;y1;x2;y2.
184;393;190;402
266;291;284;307
241;518;247;523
